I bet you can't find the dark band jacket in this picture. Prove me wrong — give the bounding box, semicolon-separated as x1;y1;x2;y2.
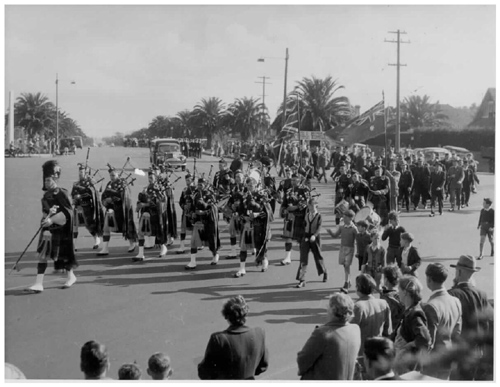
137;183;164;214
240;190;269;223
179;185;195;212
41;188;68;231
190;189;217;221
101;179;126;208
71;178;94;205
284;186;309;214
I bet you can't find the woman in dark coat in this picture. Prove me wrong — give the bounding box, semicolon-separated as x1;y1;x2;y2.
393;275;432;374
198;296;269;380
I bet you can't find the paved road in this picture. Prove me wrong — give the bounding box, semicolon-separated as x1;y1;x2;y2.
4;146;496;380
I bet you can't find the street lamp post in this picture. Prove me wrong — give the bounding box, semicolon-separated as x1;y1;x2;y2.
55;73;76;154
258;47;289;130
55;73;59;154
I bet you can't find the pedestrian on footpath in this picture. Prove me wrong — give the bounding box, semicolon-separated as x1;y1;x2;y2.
477;198;494;260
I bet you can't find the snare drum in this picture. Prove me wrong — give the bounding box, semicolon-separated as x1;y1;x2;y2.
335;199;350;215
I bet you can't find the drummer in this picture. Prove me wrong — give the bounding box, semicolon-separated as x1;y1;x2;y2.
332;162;353;225
280;173;308;266
368;165;391;226
348;172;369;213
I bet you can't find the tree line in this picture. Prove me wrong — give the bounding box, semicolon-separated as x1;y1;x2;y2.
7;92;87;143
9;76;470;148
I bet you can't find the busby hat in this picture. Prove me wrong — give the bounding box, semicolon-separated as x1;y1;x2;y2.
42;160;62;190
198;177;207;184
185;172;192;179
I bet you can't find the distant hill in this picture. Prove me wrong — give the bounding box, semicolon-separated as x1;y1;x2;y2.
438;104;475;130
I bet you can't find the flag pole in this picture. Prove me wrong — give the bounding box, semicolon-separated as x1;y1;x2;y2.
383;91;389;167
297;93;302;167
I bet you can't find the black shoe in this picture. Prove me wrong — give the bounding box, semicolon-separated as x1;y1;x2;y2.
132;257;144;262
323;273;328;282
185;265;196;270
296;281;305;288
225;255;237;260
176;250;185;254
429;212;435;217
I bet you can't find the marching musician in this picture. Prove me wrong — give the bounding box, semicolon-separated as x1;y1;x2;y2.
332;162;353;225
26;160;78;293
385;160;401;213
184;177;221;269
177;173;195;254
133;169;168;261
213;158;233;197
368;165;391;226
348;172;369;213
71;165;104;251
222;170;246;260
234;175;274;278
398;162;414;212
98;166;138;256
280;173;308;266
158;168;178;247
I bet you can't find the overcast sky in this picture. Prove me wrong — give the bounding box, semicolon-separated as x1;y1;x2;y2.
4;4;496;138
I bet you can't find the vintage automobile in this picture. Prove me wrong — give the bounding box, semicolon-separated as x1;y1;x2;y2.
443;145;471;159
412;147;451;161
150;138;187;171
59;138;77;155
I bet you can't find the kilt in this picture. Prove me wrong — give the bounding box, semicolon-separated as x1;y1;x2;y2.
191;221;205;249
240;221;254;251
229;215;241;239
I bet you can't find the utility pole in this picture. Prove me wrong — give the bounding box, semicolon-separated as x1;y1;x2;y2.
282;48;289;129
256;76;271;140
385;30;410;152
55;73;59;155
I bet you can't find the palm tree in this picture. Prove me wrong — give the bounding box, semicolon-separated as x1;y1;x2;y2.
229;97;267;141
148;115;171;138
176;110;194;137
192;97;229;148
15;92;55;139
401;95;450;128
272;76;352;133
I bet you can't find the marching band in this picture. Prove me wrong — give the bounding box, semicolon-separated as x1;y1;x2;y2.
22;145;430;293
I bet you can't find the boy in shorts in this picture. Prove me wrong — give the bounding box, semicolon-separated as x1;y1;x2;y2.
327;209;358;290
355;220;371;271
478;197;494;259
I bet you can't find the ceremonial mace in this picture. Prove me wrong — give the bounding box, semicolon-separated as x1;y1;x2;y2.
9;206;58;274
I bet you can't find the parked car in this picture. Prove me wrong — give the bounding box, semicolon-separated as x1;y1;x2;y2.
413;147;451;161
150;138;187;171
443;145;471;159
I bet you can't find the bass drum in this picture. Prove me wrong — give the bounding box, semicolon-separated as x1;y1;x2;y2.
354;206;380;228
247;169;261;187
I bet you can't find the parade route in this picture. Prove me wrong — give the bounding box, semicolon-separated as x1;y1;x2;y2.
4;146;495;380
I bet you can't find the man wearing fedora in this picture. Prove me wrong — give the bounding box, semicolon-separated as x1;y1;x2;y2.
421;263;462;379
448;255;493;380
